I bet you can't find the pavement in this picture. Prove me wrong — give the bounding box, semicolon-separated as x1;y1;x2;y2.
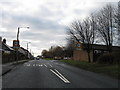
2;59;119;88
1;60;28;76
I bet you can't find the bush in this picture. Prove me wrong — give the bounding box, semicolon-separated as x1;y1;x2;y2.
97;52;120;64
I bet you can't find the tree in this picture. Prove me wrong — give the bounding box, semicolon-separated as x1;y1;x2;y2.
96;4;116;51
65;37;75;58
115;1;120;45
52;46;64;59
41;50;48;58
68;15;96;62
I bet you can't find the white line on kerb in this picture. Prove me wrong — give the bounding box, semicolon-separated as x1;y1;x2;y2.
50;69;70;83
44;64;47;67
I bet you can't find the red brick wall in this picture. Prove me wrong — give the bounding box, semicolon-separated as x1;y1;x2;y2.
73;50;93;62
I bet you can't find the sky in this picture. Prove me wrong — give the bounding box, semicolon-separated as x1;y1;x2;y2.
0;0;119;56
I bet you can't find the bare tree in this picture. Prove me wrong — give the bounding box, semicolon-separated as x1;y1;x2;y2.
116;1;120;45
118;1;120;45
65;37;76;58
96;4;116;51
68;15;96;62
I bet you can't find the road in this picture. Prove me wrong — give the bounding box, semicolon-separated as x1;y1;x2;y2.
2;59;119;88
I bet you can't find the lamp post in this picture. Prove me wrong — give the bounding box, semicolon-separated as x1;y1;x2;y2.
17;27;29;41
27;42;31;59
15;27;29;62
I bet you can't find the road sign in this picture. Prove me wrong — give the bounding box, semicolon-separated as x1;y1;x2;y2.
76;41;83;50
13;40;20;50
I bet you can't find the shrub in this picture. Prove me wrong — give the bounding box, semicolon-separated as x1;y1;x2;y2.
97;52;120;64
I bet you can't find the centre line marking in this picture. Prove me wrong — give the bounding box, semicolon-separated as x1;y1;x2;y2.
48;63;53;67
50;64;53;67
55;69;70;83
44;64;47;67
50;69;70;83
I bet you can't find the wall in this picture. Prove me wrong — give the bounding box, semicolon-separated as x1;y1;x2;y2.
73;50;93;62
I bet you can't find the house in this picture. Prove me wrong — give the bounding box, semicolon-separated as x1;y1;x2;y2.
1;38;15;63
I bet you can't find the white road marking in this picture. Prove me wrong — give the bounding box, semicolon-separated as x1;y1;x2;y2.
50;69;70;83
48;63;53;67
26;64;30;66
49;64;53;67
33;64;35;66
55;69;70;83
38;64;43;67
44;64;47;67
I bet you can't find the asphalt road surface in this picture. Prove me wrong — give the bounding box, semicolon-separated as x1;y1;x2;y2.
2;59;119;88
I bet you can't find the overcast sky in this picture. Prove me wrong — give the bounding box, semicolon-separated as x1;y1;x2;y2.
0;0;119;56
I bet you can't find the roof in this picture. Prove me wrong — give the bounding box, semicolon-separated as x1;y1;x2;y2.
2;42;14;51
18;47;27;55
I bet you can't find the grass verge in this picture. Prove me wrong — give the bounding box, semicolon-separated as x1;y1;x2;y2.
60;60;119;79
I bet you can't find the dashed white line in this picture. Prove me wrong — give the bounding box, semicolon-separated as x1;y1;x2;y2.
27;64;31;66
50;69;70;83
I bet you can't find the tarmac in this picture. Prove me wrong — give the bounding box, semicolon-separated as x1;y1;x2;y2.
1;60;28;76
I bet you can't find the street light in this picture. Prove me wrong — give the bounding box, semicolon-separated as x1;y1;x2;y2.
27;42;31;59
15;27;29;62
17;27;29;40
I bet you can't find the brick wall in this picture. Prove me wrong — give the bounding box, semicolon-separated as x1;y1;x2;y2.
73;50;93;62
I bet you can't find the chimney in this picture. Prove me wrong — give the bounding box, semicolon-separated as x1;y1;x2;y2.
3;38;6;44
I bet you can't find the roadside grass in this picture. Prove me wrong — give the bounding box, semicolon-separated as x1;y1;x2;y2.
60;60;119;79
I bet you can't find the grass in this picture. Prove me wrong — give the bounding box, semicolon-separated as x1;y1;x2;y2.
60;60;119;79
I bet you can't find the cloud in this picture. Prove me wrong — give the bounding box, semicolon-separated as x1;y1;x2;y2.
0;0;118;56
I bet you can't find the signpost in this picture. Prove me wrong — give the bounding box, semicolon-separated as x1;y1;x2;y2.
76;41;83;50
13;40;20;62
13;40;20;50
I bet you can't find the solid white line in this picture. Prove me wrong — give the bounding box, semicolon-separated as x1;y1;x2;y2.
44;64;47;67
50;69;70;83
55;69;70;83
